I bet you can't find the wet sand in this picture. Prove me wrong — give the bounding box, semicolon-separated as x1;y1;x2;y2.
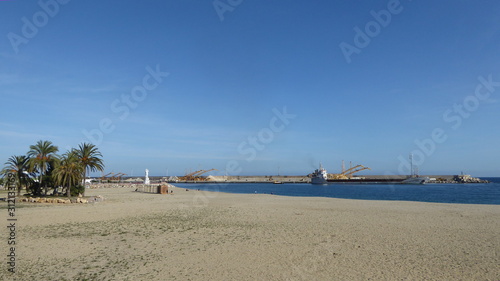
2;186;499;280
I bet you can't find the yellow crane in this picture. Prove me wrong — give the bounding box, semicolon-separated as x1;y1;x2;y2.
193;168;217;177
344;165;371;178
341;165;363;175
328;164;371;180
180;169;218;181
111;173;126;181
193;169;218;181
100;172;114;181
179;170;203;181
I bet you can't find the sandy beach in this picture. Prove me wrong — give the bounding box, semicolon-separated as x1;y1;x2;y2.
2;185;499;280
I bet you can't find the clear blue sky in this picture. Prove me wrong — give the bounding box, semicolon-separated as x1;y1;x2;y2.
1;0;499;177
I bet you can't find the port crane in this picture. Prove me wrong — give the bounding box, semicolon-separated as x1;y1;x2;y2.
179;169;218;181
179;170;203;181
344;165;371;177
329;164;371;180
110;173;127;182
100;172;114;182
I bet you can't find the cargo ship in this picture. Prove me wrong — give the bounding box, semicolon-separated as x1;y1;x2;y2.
311;164;328;184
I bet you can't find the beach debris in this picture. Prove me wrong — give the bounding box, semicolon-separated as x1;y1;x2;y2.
87;195;105;203
19;196;92;204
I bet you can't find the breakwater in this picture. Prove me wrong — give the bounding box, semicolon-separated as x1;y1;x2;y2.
108;175;489;185
170;174;488;184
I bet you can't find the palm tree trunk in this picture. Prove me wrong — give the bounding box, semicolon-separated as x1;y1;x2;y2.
82;169;87;196
42;163;47;196
16;174;21;196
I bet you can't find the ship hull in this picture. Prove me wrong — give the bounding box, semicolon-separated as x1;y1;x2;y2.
311;177;328;185
401;177;430;185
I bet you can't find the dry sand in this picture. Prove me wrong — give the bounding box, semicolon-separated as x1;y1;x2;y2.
1;186;499;280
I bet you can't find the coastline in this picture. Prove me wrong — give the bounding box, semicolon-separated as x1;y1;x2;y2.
3;185;499;280
130;174;490;184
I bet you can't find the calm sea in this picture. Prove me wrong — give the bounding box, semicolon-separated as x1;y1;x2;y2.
177;177;500;205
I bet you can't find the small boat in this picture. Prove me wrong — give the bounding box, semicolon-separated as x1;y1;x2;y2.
401;176;430;185
273;181;284;184
401;153;429;185
311;164;328;185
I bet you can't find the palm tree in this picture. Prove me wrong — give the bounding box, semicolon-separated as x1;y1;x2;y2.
27;140;59;196
2;155;33;196
53;150;83;198
76;142;104;196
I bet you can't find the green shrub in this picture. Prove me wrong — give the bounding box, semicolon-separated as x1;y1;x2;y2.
28;182;43;196
70;185;85;197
